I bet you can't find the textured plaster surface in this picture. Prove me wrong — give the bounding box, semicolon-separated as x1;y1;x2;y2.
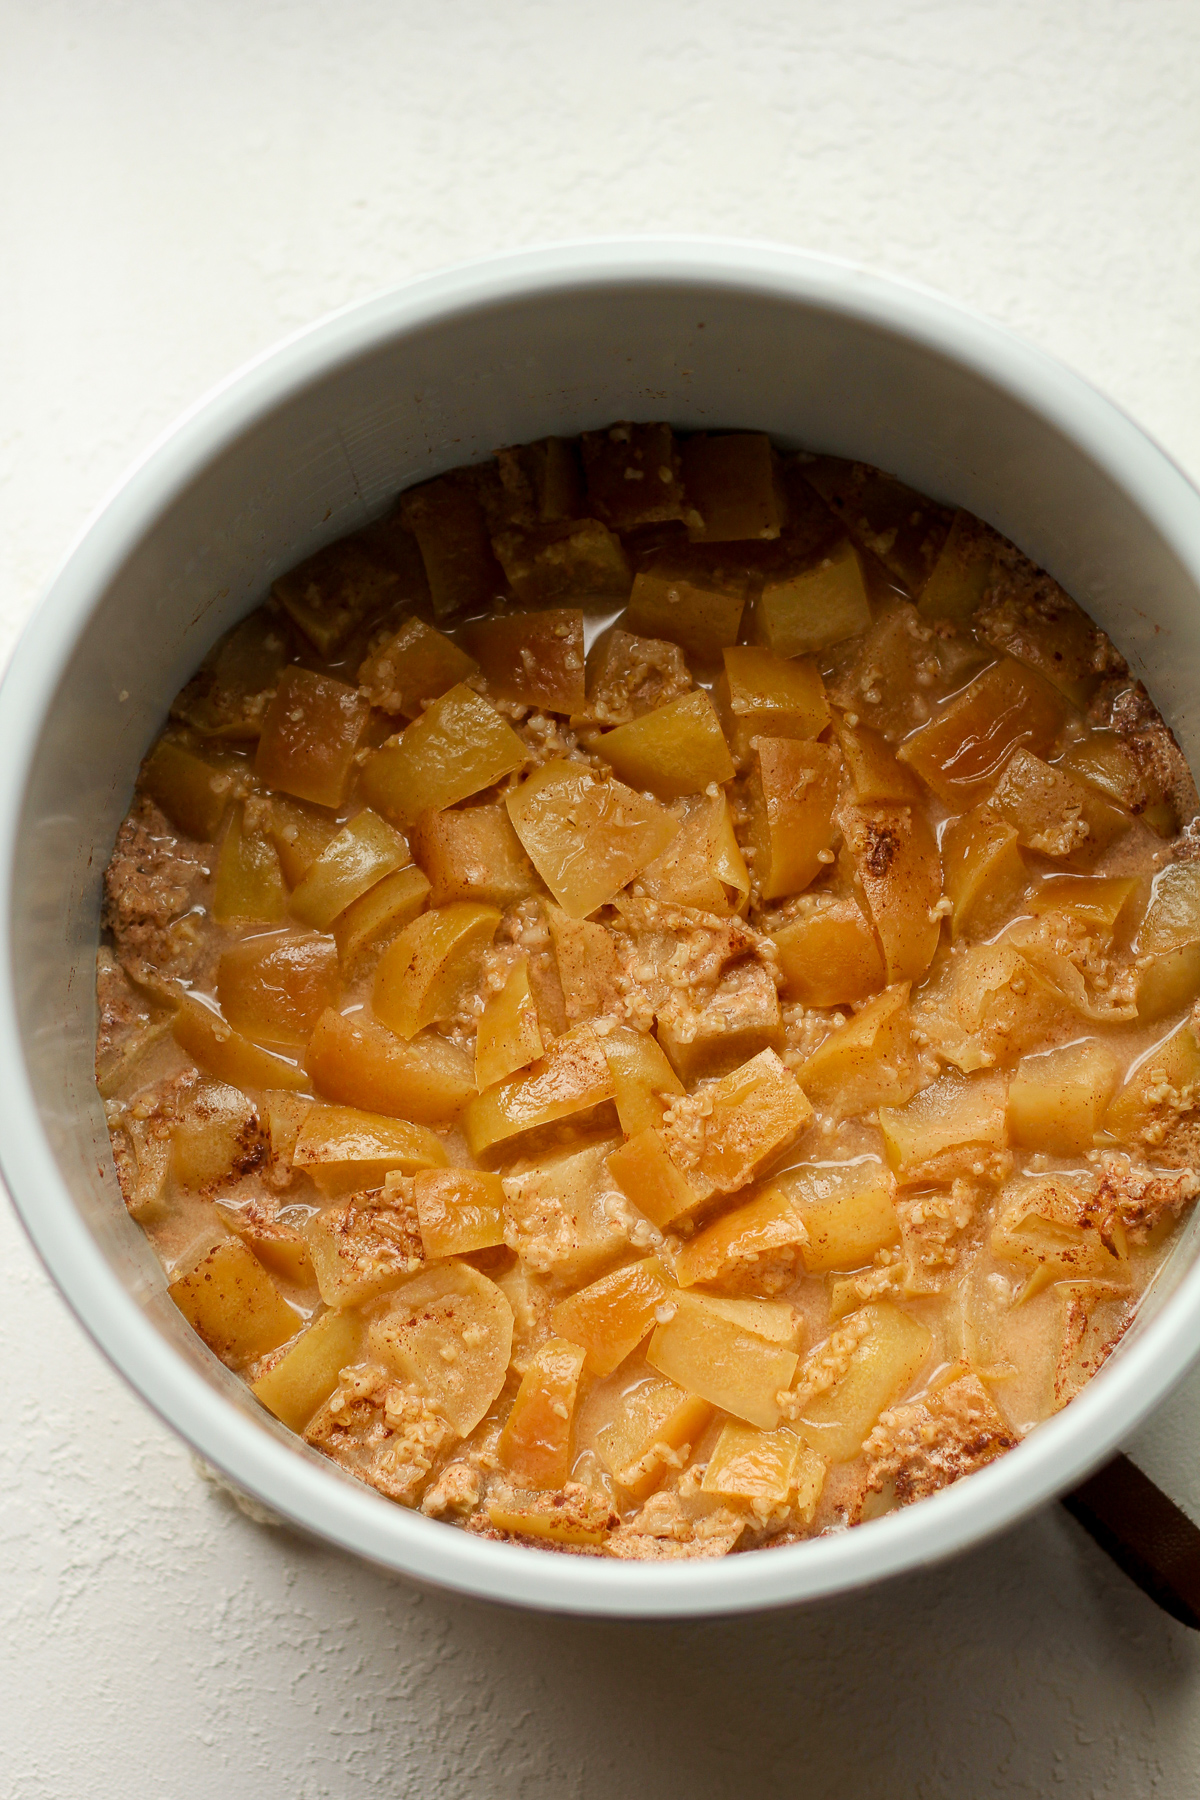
4;1;1200;1793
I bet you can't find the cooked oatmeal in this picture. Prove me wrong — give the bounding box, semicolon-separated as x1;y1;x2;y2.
97;424;1200;1557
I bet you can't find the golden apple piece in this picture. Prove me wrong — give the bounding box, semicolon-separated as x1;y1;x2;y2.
217;930;339;1047
941;805;1028;940
289;810;410;931
743;737;842;901
491;519;631;608
879;1071;1009;1186
505;759;679;919
990;1175;1129;1293
170;606;290;743
896;655;1069;803
646;1292;801;1429
607;1126;716;1230
333;864;432;970
754;538;870;657
702;1422;826;1521
251;1307;365;1432
916;509;997;627
463;1022;616;1163
580;421;689;529
672;1048;814;1196
463;607;586;714
717;645;830;764
595;690;735;801
674;1186;810;1290
357;615;478;718
1104;1018;1200;1160
169;1238;302;1367
987;748;1130;866
1027;874;1142;940
771;896;885;1009
399;471;505;617
216;1205;315;1287
169;1079;263;1191
623;565;747;662
140;737;236;841
550;1256;673;1375
794;983;918;1118
601;1026;685;1137
832;717;923;804
501;1137;632;1285
839;800;942;985
584;626;691;725
497;1337;588;1490
769;1163;900;1273
367;1261;514;1436
495;434;585;525
595;1376;713;1502
292;1103;447;1196
255;666;370;808
266;795;339;887
657;961;783;1086
174;994;310;1093
544;906;623;1026
212;803;288;925
639;789;751;916
791;1302;932;1463
486;1489;616;1547
475;956;545;1091
1008;1040;1120;1157
1134;861;1200;1019
802;455;952;593
305;1007;475;1124
410;803;540;908
411;1166;507;1259
681;432;786;543
305;1189;425;1307
976;584;1105;709
373;902;501;1040
361;683;527;829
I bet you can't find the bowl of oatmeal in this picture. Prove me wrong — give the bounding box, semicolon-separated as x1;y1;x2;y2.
5;241;1200;1616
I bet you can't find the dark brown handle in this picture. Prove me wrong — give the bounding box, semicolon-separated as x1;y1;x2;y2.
1062;1453;1200;1629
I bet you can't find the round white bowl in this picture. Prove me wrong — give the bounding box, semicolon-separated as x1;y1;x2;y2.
5;239;1200;1619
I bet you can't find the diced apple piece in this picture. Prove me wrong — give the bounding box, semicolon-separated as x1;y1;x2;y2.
623;565;747;661
463;1023;616;1162
702;1422;824;1519
596;690;735;801
362;684;527;829
410;803;539;908
595;1376;713;1502
671;1048;814;1195
976;585;1105;708
755;538;870;657
544;906;622;1025
505;759;678;919
1138;943;1200;1022
916;510;997;626
915;942;1078;1073
399;473;504;617
675;1186;809;1290
475;957;545;1090
879;1071;1009;1185
794;984;918;1118
550;1256;673;1375
289;810;410;931
174;994;310;1092
373;902;500;1040
607;1127;716;1230
802;456;952;593
987;748;1129;865
332;864;432;970
657;961;783;1085
305;1007;475;1124
251;1308;365;1432
1027;874;1142;939
771;896;886;1009
744;738;841;901
217;930;338;1048
212;802;288;925
1008;1040;1120;1156
169;1238;301;1366
216;1204;315;1286
171;607;290;742
411;1166;506;1258
491;519;631;608
501;1138;631;1284
584;627;692;725
1061;729;1174;833
639;791;750;916
897;657;1070;803
647;1292;800;1429
771;1163;900;1273
991;1175;1128;1288
832;718;923;804
717;645;829;763
681;432;786;542
495;435;585;525
170;1079;263;1189
463;608;586;714
1104;1019;1200;1155
497;1337;587;1490
941;806;1028;939
267;796;339;887
791;1302;932;1462
255;667;370;809
602;1027;685;1137
369;1262;515;1435
1135;862;1200;1019
272;532;402;657
262;1089;312;1168
292;1103;447;1196
486;1490;616;1547
306;1188;424;1306
580;421;689;528
840;801;942;985
357;616;478;719
140;737;235;841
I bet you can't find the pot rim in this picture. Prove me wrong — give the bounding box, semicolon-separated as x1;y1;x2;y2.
5;235;1200;1619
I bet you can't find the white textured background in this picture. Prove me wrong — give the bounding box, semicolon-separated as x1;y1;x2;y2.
5;3;1200;1794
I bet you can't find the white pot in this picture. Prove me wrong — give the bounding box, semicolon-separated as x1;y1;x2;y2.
4;239;1200;1618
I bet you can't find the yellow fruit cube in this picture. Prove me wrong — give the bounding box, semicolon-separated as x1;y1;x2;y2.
140;737;235;841
596;690;735;801
602;1027;685;1137
174;995;310;1092
399;472;504;617
475;957;545;1090
305;1007;475;1124
839;801;942;985
717;645;830;765
1008;1040;1120;1156
463;1023;616;1162
607;1127;716;1230
581;421;689;529
501;1138;631;1285
463;608;586;714
171;606;289;742
305;1189;424;1307
497;1337;587;1490
332;864;432;970
495;435;585;525
1104;1019;1200;1153
251;1308;365;1432
255;667;370;808
266;796;339;887
702;1422;825;1520
832;718;923;804
368;1262;514;1435
677;1048;814;1195
744;737;842;900
639;791;750;915
990;1175;1128;1289
356;616;478;718
584;627;691;725
794;983;918;1118
770;1163;900;1273
879;1071;1009;1185
897;656;1069;804
292;1103;447;1195
411;1166;506;1258
657;961;783;1085
802;456;951;593
212;803;288;925
169;1079;263;1190
791;1302;932;1462
647;1292;800;1429
674;1186;809;1290
217;930;339;1048
491;518;631;608
505;759;679;918
169;1238;301;1367
1134;863;1200;1020
595;1376;713;1501
544;907;623;1025
550;1256;673;1375
1027;874;1143;938
681;432;786;542
373;902;501;1040
771;896;885;1009
987;748;1129;865
289;810;410;931
941;805;1028;939
754;538;870;657
623;565;747;661
916;509;996;626
361;684;527;828
409;803;539;908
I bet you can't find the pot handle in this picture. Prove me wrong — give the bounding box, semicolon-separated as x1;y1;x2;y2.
1062;1454;1200;1628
